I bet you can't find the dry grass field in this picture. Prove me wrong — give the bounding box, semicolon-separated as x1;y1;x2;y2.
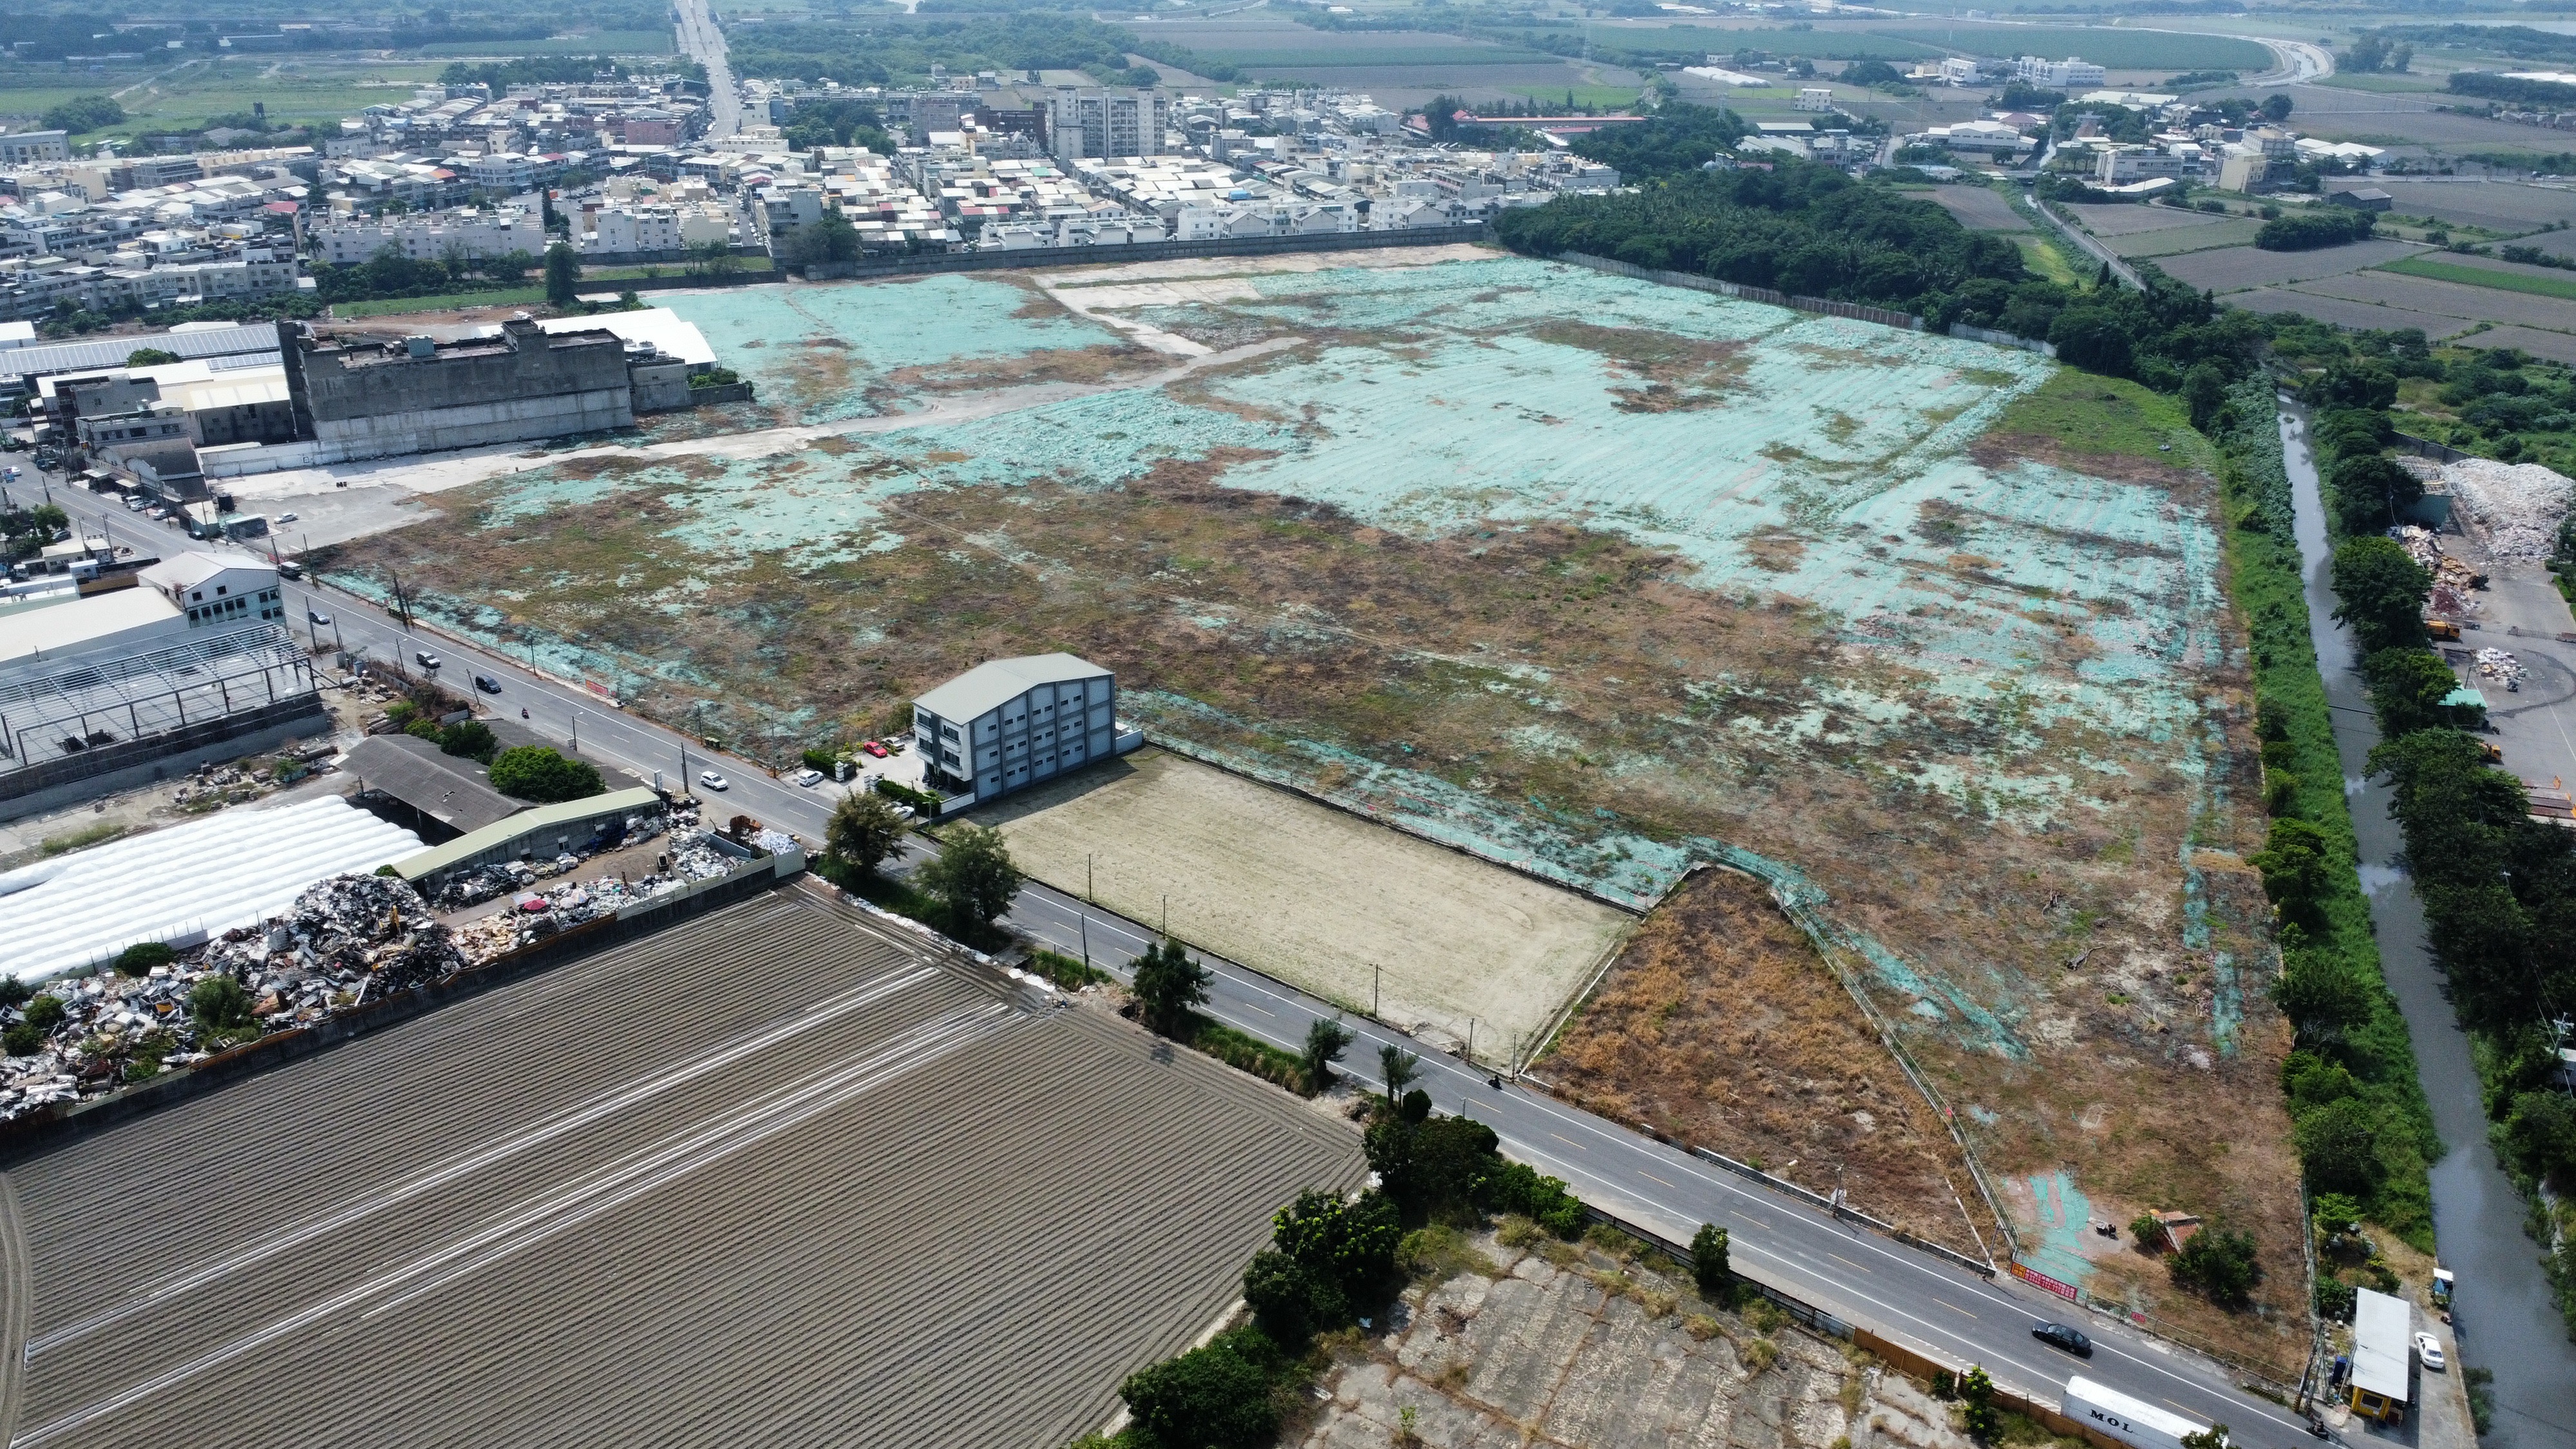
974;748;1631;1058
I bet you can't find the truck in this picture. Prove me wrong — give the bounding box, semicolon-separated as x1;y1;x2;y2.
2062;1376;2223;1449
2427;618;2461;641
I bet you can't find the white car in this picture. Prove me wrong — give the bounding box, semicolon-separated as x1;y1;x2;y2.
2414;1332;2445;1370
276;511;298;523
792;768;823;787
698;770;729;791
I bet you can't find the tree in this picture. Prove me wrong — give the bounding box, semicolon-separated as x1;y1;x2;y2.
2295;1097;2383;1195
1300;1016;1353;1091
1129;936;1209;1035
824;790;908;877
2329;453;2423;535
2329;535;2430;655
2309;1191;2363;1236
2260;92;2294;121
2362;647;2474;738
188;974;254;1030
1959;1365;2000;1441
1117;1329;1276;1449
1689;1223;1732;1302
2128;1211;2166;1251
2273;945;2367;1041
42;95;124;135
2183;363;2228;432
115;940;177;973
125;347;182;367
2168;1224;2262;1305
1379;1043;1419;1101
2249;817;2335;925
918;822;1023;938
1242;1249;1338;1345
543;242;581;307
791;207;862;267
486;745;604;802
2182;1426;2231;1449
2049;307;2134;377
437;719;497;762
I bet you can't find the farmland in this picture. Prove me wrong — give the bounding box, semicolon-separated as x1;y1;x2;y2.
312;249;2300;1347
2157;238;2428;292
975;747;1630;1057
1855;24;2270;71
0;58;448;140
0;888;1363;1449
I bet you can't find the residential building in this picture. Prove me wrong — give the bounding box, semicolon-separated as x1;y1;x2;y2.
1794;88;1837;113
140;553;287;628
0;131;70;167
2015;55;2107;90
2095;147;2185;184
466;153;538;192
913;653;1124;802
1045;88;1168;161
310;206;545;264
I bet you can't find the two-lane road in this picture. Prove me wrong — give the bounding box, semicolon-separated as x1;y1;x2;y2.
59;495;2324;1449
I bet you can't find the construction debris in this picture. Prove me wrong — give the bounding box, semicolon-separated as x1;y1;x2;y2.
2389;525;2484;609
2444;457;2576;562
445;829;748;965
2474;647;2528;692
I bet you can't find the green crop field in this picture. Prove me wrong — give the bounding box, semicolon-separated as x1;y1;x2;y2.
2381;255;2576;303
1191;44;1555;68
1687;28;1939;61
419;31;674;56
1860;24;2271;70
0;60;448;138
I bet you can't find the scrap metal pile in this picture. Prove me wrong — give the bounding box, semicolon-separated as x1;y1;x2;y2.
445;828;748;965
425;807;673;910
0;875;464;1121
2389;525;2484;616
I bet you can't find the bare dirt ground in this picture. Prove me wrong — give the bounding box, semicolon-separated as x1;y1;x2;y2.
1289;1223;1981;1449
1541;869;1985;1256
974;748;1630;1057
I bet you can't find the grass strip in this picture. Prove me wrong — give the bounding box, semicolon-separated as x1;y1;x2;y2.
1188;1015;1311;1097
2218;377;2438;1248
332;286;549;319
2380;254;2576;303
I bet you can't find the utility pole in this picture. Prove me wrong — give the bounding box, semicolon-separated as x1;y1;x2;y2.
1086;852;1094;904
1161;893;1168;936
1373;962;1381;1018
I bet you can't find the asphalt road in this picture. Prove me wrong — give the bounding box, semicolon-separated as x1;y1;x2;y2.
674;0;741;140
54;493;2331;1449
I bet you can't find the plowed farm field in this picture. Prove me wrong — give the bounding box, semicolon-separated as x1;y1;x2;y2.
0;887;1361;1449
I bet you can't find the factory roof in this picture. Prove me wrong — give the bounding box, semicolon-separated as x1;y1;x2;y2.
0;587;183;670
0;322;278;385
343;734;527;833
2351;1287;2412;1403
914;652;1108;722
0;795;422;982
390;786;663;882
533;307;716;368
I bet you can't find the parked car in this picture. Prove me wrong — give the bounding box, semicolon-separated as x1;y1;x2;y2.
884;738;907;753
413;650;440;670
2414;1333;2444;1370
473;674;502;694
862;740;890;758
793;768;824;788
2032;1321;2091;1358
698;770;728;791
276;511;298;524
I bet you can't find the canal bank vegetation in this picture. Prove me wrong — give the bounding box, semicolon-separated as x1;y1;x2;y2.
2284;356;2576;1334
2215;377;2441;1265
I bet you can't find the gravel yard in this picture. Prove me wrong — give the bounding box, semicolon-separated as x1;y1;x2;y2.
0;888;1362;1449
2157;239;2429;294
973;749;1631;1061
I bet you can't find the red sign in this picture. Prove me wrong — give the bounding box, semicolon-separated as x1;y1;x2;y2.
2010;1260;2081;1303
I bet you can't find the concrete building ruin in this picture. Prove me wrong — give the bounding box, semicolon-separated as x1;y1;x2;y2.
279;316;638;462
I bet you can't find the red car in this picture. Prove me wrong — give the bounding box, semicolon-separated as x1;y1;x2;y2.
862;740;890;758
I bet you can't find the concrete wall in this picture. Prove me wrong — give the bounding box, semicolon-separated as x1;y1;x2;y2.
308;385;634;460
0;696;330;813
285;318;636;464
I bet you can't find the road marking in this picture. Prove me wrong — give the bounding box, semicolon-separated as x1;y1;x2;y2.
1636;1168;1675;1188
1827;1252;1871;1274
1236;1001;1273;1017
1937;1299;1981;1320
1550;1133;1587;1151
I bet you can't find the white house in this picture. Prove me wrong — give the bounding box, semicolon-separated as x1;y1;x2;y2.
139;553;286;629
912;653;1129;802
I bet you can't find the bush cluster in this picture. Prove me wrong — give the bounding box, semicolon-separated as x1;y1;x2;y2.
2255;208;2376;252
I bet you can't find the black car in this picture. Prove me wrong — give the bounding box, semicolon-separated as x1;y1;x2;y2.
2032;1321;2092;1357
474;674;503;694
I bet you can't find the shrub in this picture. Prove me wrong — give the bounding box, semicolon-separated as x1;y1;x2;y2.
487;745;603;802
438;719;497;762
2249;817;2335;925
403;717;443;742
2168;1225;2262;1305
1300;1015;1353;1091
2257;208;2374;252
189;974;255;1030
1960;1365;2000;1441
1689;1223;1732;1302
115;941;176;973
2295;1098;2383;1195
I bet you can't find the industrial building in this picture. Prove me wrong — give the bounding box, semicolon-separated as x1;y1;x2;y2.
912;652;1131;803
280;316;638;462
390;785;665;892
343;733;529;840
0;794;422;981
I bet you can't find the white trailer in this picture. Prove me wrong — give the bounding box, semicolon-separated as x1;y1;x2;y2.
2062;1376;2222;1449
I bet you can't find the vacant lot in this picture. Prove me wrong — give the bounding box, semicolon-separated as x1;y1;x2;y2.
2229;287;2474;339
2114;219;2264;259
316;253;2297;1350
1922;186;2027;232
2159;238;2428;293
2068;204;2229;238
1543;869;1979;1252
976;748;1629;1057
1;889;1361;1449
